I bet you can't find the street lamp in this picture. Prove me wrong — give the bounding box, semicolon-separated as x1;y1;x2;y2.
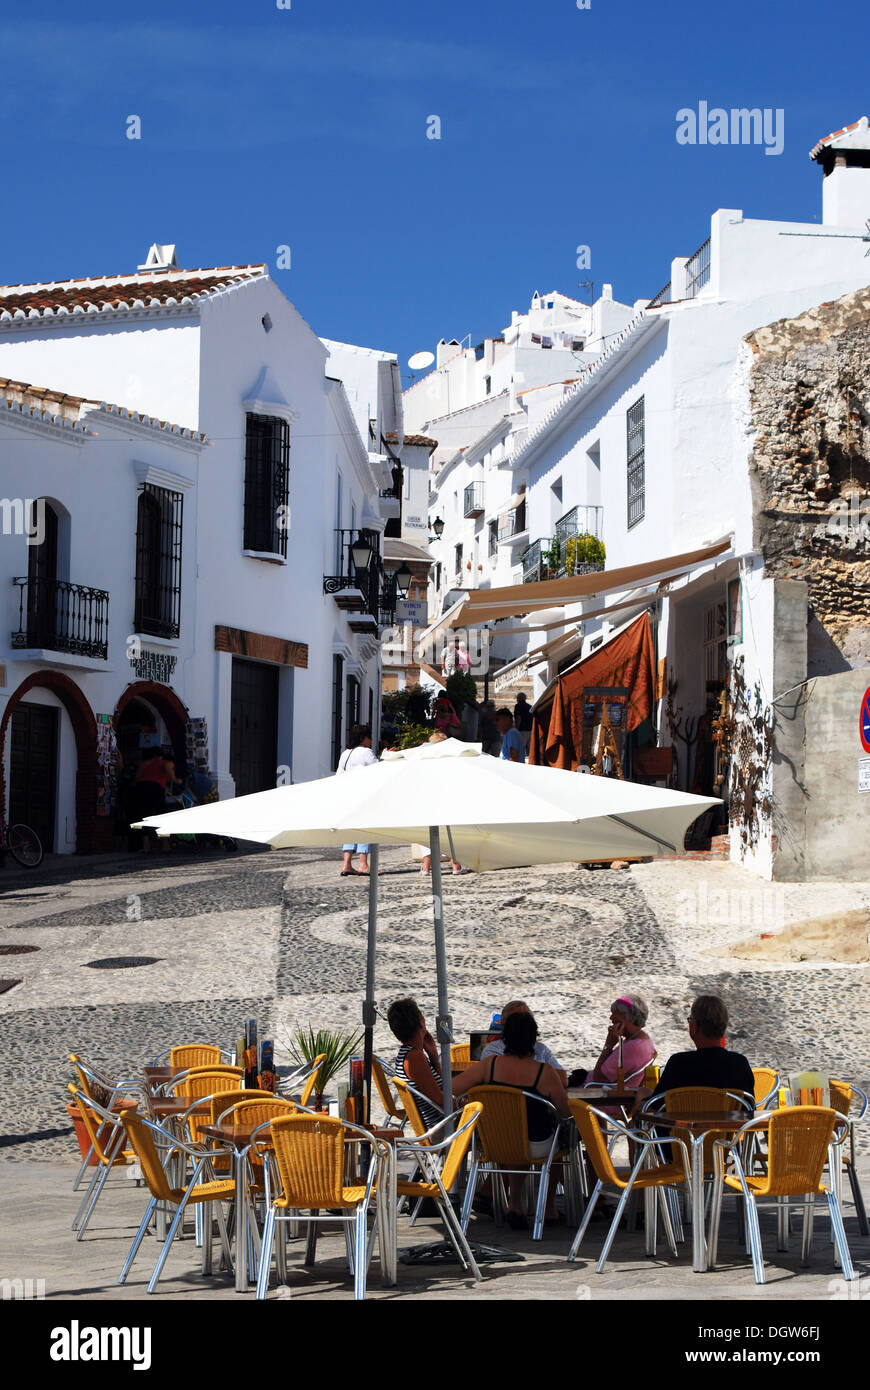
431;516;445;538
350;535;373;570
396;564;413;595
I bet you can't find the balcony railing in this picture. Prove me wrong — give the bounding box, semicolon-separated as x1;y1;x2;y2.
553;504;603;546
497;498;527;542
521;527;606;583
463;481;485;517
379;482;402;500
685;236;711;299
323;528;383;622
647;281;672;308
12;576;110;659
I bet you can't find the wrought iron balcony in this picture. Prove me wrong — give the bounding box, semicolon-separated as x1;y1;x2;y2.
463;481;485;517
323;529;383;621
497;498;527;543
553;504;603;546
522;538;550;583
685;236;711;299
12;576;109;659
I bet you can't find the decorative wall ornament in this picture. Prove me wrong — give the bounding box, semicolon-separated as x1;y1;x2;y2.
712;655;773;849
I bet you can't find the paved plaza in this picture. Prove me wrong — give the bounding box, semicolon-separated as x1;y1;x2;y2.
1;844;869;1300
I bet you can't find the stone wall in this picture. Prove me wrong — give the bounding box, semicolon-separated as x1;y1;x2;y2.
746;285;870;672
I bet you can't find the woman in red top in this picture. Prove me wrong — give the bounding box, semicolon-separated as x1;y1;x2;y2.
133;749;176;851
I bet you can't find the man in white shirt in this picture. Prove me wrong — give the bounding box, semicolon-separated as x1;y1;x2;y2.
481;999;568;1086
338;725;378;876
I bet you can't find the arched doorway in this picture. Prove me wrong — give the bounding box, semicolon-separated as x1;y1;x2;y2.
113;683;189;847
0;672;98;854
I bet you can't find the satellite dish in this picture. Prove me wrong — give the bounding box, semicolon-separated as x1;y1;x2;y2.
408;350;435;371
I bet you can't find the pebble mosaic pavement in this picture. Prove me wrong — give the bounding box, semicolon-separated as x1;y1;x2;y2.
1;845;869;1162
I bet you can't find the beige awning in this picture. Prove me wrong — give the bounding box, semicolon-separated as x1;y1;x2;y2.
450;538;732;626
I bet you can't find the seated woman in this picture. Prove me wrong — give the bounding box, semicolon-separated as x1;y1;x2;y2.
387;997;444;1131
572;993;656;1089
454;1009;570;1226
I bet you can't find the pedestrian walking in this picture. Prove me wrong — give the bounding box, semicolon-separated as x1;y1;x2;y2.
513;692;533;757
495;708;526;764
336;724;378;876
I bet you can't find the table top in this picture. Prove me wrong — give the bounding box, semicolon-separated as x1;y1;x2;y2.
148;1098;212;1118
143;1066;182;1081
200;1120;400;1148
567;1087;639;1105
641;1110;759;1133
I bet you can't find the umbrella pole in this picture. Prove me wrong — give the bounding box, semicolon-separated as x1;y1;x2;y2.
362;843;379;1125
429;826;454;1115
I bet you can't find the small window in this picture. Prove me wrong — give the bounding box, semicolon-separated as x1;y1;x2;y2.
488;519;498;557
484;375;491;395
455;543;463;577
244;414;290;556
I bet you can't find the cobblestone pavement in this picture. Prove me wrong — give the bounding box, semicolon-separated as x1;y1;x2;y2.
1;844;868;1163
2;844;869;1301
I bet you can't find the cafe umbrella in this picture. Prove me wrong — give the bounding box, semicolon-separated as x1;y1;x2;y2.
137;738;719;1115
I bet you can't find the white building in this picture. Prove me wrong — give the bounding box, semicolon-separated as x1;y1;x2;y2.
411;288;638;676
0;250;395;852
441;118;870;880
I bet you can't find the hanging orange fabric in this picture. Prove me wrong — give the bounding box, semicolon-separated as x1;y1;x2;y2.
530;613;656;770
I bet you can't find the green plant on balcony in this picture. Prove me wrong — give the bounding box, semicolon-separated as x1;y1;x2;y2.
543;539;561;573
564;533;606;572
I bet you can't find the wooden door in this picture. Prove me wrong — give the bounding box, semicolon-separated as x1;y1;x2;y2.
9;702;58;850
230;659;279;797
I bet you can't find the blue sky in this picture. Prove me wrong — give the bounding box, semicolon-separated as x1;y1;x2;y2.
3;0;867;379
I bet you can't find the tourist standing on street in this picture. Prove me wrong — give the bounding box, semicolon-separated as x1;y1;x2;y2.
513;692;533;757
131;746;177;853
337;724;378;876
495;708;526;763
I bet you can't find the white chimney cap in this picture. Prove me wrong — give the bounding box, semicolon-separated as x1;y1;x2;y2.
137;243;179;273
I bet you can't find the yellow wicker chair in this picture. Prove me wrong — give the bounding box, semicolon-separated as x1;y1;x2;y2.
829;1080;868;1236
169;1044;224;1069
67;1085;138;1239
371;1057;406;1129
118;1109;236;1293
567;1098;692;1272
298;1053;328;1108
173;1069;246;1147
392;1075;438;1140
68;1053;142;1188
392;1103;484;1282
464;1083;563;1239
644;1086;753;1178
752;1067;779;1107
255;1113;384;1300
709;1106;855;1283
450;1043;471;1068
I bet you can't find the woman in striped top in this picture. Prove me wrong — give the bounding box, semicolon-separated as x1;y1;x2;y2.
387;997;443;1131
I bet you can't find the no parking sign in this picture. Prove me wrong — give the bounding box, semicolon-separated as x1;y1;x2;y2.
861;687;870;755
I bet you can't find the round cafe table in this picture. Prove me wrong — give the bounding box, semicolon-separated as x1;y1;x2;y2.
640;1110;762;1272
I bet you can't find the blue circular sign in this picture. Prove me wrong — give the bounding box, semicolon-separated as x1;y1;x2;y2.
861;688;870;755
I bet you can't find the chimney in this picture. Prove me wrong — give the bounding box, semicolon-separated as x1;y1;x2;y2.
137;243;179;273
810;117;870;228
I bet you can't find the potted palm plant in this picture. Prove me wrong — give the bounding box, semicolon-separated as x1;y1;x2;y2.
287;1026;364;1110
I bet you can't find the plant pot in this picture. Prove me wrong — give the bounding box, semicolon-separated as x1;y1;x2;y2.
66;1099;137;1164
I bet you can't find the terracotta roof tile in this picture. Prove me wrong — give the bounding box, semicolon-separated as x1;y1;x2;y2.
0;375;207;442
0;265;266;321
385;431;438;450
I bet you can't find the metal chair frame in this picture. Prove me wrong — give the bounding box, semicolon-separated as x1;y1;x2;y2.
68;1054;143;1187
393;1106;483;1282
708;1108;855;1284
253;1113;387;1301
67;1086;136;1240
460;1086;565;1240
567;1103;692;1273
117;1111;236;1293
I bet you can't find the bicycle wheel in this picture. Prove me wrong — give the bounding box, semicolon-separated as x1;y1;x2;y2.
8;823;44;868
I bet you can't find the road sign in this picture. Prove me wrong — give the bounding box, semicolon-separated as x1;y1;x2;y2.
860;759;870;793
861;688;870;755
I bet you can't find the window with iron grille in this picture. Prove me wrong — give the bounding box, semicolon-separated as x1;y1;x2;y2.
346;675;361;739
626;397;645;529
244;413;290;556
488;519;498;557
331;654;344;768
134;484;183;638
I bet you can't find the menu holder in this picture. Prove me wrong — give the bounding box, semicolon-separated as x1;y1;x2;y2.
349;1056;365;1126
